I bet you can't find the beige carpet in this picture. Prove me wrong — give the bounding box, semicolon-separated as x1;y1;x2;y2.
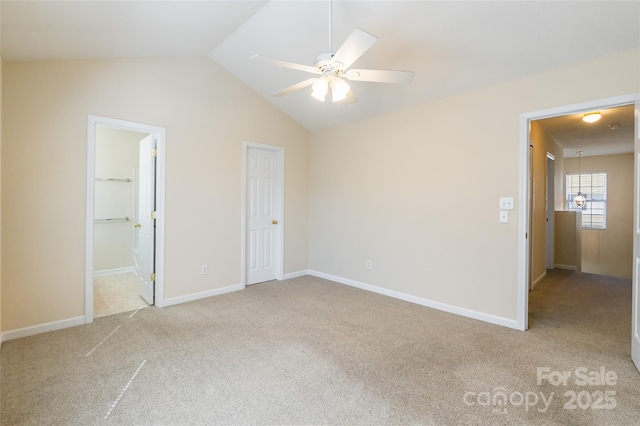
1;271;638;425
94;272;150;318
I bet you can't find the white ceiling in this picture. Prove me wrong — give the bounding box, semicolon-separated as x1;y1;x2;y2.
2;1;640;132
1;1;268;60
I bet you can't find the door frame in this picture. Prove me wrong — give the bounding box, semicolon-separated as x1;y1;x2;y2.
518;93;640;331
240;142;285;287
85;115;167;323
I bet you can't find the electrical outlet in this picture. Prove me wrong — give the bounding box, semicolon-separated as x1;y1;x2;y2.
329;256;333;263
366;260;373;270
201;265;208;275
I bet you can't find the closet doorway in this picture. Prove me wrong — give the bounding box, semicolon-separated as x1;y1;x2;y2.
85;116;166;322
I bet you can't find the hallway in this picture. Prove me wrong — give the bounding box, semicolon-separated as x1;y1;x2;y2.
529;269;631;359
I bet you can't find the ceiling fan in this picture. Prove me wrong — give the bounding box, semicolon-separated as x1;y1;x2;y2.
250;7;414;103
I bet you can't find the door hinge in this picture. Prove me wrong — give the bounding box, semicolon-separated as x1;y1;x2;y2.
151;211;157;219
151;148;157;157
150;272;156;282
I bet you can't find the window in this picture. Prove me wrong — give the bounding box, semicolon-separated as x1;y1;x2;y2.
566;172;606;229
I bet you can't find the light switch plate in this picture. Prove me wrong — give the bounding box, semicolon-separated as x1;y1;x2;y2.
500;211;509;223
500;197;514;210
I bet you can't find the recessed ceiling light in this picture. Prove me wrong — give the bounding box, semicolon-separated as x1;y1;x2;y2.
582;112;601;123
608;122;621;130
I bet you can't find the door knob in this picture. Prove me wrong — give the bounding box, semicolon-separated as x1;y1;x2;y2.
134;223;141;228
272;220;278;225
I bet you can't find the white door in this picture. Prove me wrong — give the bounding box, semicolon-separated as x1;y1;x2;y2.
633;99;640;372
247;147;279;285
546;155;555;270
134;135;156;304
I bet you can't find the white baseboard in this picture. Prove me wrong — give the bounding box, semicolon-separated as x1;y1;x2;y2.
163;283;244;307
531;271;547;290
1;283;244;343
554;263;577;271
308;270;519;330
94;266;135;276
0;272;519;343
283;270;309;280
1;316;85;342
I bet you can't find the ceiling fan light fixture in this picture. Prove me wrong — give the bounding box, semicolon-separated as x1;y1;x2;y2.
252;11;414;105
311;78;328;101
582;112;601;123
331;77;350;102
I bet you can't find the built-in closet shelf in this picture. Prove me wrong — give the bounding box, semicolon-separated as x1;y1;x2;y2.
95;178;131;182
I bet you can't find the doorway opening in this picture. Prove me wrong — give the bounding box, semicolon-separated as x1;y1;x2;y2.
518;93;640;371
519;94;638;328
85;115;166;323
94;127;151;317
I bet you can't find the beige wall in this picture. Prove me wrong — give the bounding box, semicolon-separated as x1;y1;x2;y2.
309;49;639;321
564;153;634;279
529;121;563;285
94;127;146;271
2;49;638;333
2;57;309;331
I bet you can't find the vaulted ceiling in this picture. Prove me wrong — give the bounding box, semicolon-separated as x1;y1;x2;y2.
3;1;639;132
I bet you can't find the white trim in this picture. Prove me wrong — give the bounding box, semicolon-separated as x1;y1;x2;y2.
632;99;640;372
85;117;96;323
283;270;309;280
155;126;167;308
93;267;135;277
309;270;519;330
531;272;546;290
240;142;285;286
554;264;578;271
86;115;167;323
634;257;640;371
518;115;531;331
1;316;85;342
163;284;243;307
518;93;640;332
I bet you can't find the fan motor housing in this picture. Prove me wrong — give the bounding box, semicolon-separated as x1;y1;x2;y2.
314;53;344;75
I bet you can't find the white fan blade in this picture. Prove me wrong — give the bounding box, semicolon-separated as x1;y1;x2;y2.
332;28;377;70
271;78;318;97
250;54;319;74
343;69;414;84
